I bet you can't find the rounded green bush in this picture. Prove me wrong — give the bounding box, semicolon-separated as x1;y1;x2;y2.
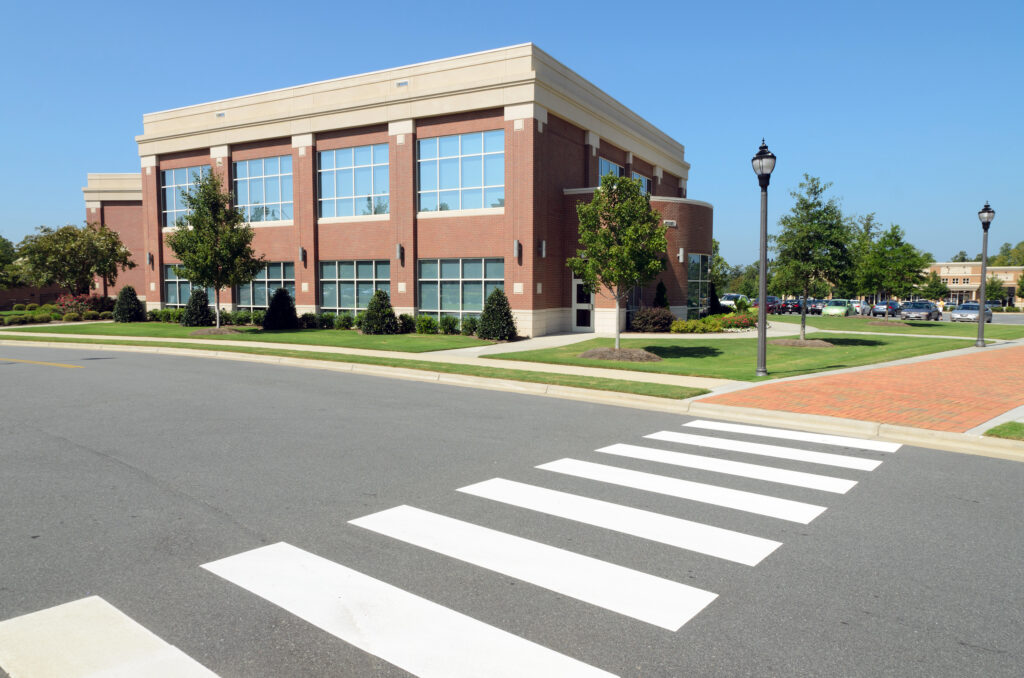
398;313;415;334
62;313;81;322
477;288;517;341
361;290;399;335
233;310;252;326
181;289;215;327
334;312;354;330
317;312;336;329
33;313;52;324
415;314;439;334
26;303;39;311
12;304;26;311
4;315;25;325
251;309;267;326
50;312;62;321
82;311;100;320
439;315;459;335
99;311;114;320
113;285;146;322
263;288;298;330
460;316;479;336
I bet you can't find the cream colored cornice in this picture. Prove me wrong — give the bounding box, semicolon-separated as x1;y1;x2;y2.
135;44;689;179
82;173;142;204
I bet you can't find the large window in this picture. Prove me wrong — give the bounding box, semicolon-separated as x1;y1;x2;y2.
417;257;504;322
687;253;710;318
318;144;389;218
598;158;623;185
632;171;652;195
233;156;293;222
319;260;391;312
236;262;295;309
163;266;212;307
161;165;210;227
417;131;504;212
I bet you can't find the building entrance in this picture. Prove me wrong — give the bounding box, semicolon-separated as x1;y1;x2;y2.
572;279;594;332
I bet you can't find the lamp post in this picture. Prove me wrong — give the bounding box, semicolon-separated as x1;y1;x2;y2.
752;140;776;376
976;202;995;347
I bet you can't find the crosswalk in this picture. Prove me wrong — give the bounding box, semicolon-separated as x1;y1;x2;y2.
0;419;901;677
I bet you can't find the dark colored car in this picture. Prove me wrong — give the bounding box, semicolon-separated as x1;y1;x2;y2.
871;300;901;317
899;301;941;321
777;299;802;314
752;296;781;313
806;299;827;315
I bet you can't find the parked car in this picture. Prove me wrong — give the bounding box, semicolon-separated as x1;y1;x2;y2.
720;293;749;309
822;299;854;317
951;302;993;323
806;299;827;315
752;296;781;313
850;300;869;315
899;301;941;321
778;298;802;314
871;300;901;317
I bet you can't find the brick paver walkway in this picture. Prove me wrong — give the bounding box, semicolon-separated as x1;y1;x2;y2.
702;345;1024;433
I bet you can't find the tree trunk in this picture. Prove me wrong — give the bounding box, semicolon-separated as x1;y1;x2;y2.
800;285;808;340
614;296;621;350
215;288;221;328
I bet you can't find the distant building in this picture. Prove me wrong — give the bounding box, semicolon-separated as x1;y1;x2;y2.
925;262;1022;306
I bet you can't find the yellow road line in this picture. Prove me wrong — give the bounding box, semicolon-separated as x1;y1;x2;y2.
0;357;83;369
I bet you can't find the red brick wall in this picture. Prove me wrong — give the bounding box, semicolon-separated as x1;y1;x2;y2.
90;201;145;298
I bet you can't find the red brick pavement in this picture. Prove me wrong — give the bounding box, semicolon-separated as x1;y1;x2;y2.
703;345;1024;433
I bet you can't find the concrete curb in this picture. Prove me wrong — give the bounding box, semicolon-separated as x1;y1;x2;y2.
4;338;1022;463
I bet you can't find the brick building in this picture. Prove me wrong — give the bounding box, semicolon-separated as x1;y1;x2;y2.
925;262;1021;306
83;44;713;336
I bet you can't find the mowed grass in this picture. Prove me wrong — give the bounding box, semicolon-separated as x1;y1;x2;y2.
4;321;488;353
983;422;1024;441
771;313;1024;339
489;333;974;381
0;335;707;400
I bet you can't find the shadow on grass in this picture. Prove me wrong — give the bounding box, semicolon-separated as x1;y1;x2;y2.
822;338;883;347
643;345;723;360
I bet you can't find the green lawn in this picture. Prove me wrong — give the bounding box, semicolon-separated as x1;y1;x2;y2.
983;422;1024;441
4;322;489;353
489;333;974;381
771;313;1024;339
0;335;706;400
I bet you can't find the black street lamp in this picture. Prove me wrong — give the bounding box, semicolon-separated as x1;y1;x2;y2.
976;202;995;347
752;140;776;376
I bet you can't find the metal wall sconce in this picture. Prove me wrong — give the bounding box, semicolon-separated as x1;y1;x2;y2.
147;252;154;267
538;239;547;258
396;243;404;265
299;246;307;265
677;248;685;263
513;239;522;258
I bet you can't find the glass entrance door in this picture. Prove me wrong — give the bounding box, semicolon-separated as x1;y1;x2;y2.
572;279;594;332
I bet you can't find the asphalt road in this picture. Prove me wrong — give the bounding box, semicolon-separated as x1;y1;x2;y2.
1;346;1022;677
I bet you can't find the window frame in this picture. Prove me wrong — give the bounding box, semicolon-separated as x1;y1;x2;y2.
235;262;296;310
417;257;505;323
318;259;391;313
233;155;293;223
317;143;390;219
417;130;505;213
161;165;211;228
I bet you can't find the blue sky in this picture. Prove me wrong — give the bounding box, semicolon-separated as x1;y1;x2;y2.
1;0;1020;266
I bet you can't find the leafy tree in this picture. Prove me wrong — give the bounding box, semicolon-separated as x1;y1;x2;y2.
732;262;759;298
567;174;667;349
772;175;852;339
843;213;881;300
985;273;1005;304
918;272;949;301
0;235;20;289
988;241;1024;267
112;285;146;322
709;239;730;292
262;287;298;330
477;288;517;341
165;169;265;327
361;289;399;335
950;250;972;263
16;223;134;294
861;224;928;319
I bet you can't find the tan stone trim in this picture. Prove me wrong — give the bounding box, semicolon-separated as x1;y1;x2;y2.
650;196;714;210
82;173;143;203
417;207;504;219
210;145;229;159
388;120;414;136
141;156;157;168
291;133;313;148
318;214;390;225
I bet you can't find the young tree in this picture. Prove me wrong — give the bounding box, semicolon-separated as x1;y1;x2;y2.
477;288;517;341
918;271;950;301
361;290;399;335
165;169;265;327
985;273;1005;305
950;250;972;263
772;175;852;340
16;223;134;294
0;235;19;289
861;225;928;319
709;238;730;292
567;174;667;349
262;287;298;330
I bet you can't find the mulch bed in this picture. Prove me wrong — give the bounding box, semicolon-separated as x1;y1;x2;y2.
769;338;834;348
189;327;242;335
580;348;663;362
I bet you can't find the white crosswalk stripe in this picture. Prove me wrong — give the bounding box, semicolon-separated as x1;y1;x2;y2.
538;458;827;524
458;477;781;566
645;430;882;471
350;505;717;631
683;419;903;453
202;542;617;678
597;442;858;493
0;596;218;678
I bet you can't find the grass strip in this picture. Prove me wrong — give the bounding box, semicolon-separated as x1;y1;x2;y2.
983;421;1024;441
488;333;975;381
0;335;707;401
770;314;1024;339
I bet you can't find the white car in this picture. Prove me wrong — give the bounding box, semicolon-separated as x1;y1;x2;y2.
720;293;749;308
850;300;869;315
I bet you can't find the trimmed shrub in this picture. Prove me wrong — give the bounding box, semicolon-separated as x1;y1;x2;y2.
56;294;89;316
12;304;26;311
317;312;336;329
50;312;62;321
99;311;113;320
26;303;38;311
415;314;439;334
354;311;367;330
439;314;459;335
334;312;354;330
652;281;669;309
181;289;215;327
233;310;252;326
86;295;115;312
33;313;52;324
4;315;23;325
62;313;81;322
734;297;751;314
398;313;416;334
708;281;725;316
146;309;161;321
631;307;675;333
361;290;399;335
477;288;517;341
299;312;318;329
82;310;101;320
113;286;146;322
721;313;756;330
40;304;59;313
218;311;234;326
263;288;298;330
670;319;701;333
460;316;479;336
251;309;266;326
